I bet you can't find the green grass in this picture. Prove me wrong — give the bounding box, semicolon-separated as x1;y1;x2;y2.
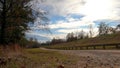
0;48;79;68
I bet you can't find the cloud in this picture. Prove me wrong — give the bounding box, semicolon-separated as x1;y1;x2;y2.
34;0;120;20
31;0;120;23
79;0;120;22
30;0;85;17
26;31;66;41
48;0;120;36
31;0;120;25
26;31;51;39
57;27;98;34
39;0;120;29
27;0;120;42
49;17;95;29
57;28;88;34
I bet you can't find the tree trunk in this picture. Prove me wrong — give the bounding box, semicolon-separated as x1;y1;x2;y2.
0;0;6;45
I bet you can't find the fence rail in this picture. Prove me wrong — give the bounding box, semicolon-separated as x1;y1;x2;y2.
47;43;120;50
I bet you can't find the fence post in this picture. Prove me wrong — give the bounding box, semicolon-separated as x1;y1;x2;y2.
93;46;96;49
116;45;119;49
75;47;77;50
71;47;73;50
86;46;88;50
103;45;106;49
80;47;82;50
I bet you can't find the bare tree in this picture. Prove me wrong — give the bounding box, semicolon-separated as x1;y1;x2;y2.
89;24;94;38
66;32;77;42
77;30;85;39
98;22;109;35
116;24;120;31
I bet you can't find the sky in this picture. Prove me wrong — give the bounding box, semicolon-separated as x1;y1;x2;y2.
26;0;120;42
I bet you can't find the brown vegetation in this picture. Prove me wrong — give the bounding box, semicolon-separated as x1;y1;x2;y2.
46;32;120;49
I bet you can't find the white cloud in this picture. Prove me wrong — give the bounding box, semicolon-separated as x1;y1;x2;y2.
30;0;85;16
41;0;120;30
56;27;99;38
27;0;120;42
79;0;120;22
35;0;120;21
57;27;98;34
48;0;120;37
26;31;66;40
31;0;120;22
31;0;120;27
26;32;51;39
26;27;98;42
49;18;95;29
58;28;88;34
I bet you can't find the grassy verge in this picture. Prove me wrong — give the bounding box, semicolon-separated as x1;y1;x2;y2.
45;32;120;50
0;48;79;68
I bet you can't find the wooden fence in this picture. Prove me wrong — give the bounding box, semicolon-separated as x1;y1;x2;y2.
47;43;120;50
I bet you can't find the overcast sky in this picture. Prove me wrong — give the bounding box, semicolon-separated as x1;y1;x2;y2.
26;0;120;42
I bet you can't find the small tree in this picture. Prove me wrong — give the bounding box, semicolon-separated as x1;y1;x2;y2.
98;22;109;35
77;30;85;39
116;24;120;31
66;32;77;42
89;24;94;38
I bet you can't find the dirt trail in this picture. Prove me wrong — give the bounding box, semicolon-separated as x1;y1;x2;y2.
59;50;120;68
41;48;120;68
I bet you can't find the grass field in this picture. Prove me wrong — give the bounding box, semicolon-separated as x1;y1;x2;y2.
0;48;79;68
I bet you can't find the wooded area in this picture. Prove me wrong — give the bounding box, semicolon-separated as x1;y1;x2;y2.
0;0;48;48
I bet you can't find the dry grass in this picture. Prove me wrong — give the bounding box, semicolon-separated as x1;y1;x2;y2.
0;48;79;68
46;32;120;49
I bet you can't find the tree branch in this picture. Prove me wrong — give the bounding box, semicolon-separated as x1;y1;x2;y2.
0;6;2;9
6;0;13;12
0;0;3;4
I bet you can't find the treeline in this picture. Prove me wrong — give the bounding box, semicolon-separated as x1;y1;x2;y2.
47;30;89;45
66;30;89;42
26;38;40;48
41;30;89;45
44;22;120;46
98;22;120;36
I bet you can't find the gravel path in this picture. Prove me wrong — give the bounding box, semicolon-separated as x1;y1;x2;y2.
58;50;120;68
41;48;120;68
